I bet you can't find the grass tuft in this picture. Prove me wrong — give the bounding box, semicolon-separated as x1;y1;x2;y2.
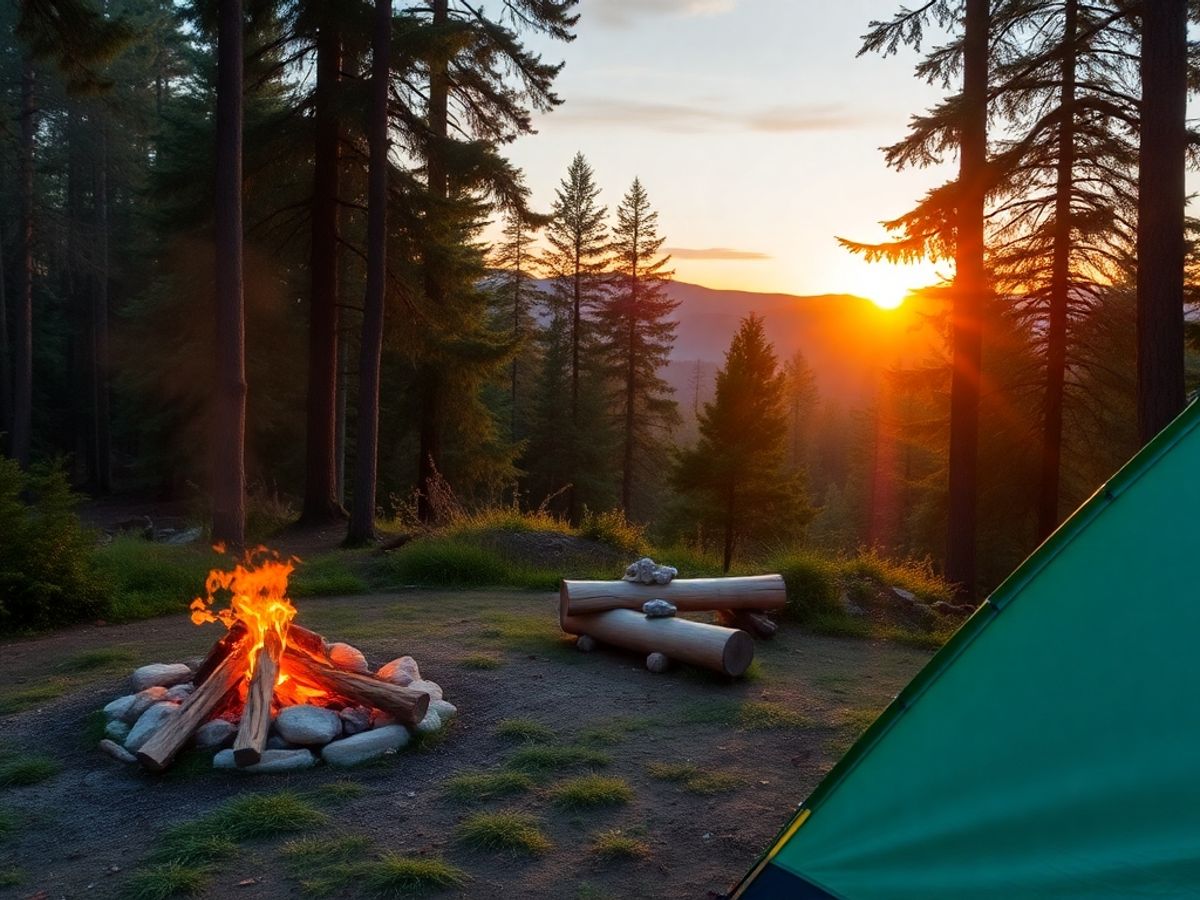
505;745;610;776
646;761;743;794
0;750;60;787
457;810;551;854
679;699;810;730
549;774;633;809
459;653;504;670
123;862;211;900
577;717;650;746
150;831;238;867
280;835;373;878
591;829;649;860
0;680;69;715
494;718;556;744
361;852;470;896
212;791;329;840
307;780;366;804
55;647;138;673
443;770;534;801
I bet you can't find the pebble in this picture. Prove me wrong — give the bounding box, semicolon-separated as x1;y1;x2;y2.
643;599;677;618
322;725;410;767
213;748;317;773
130;663;193;693
415;709;442;734
376;656;421;686
646;652;670;673
328;643;370;674
121;687;169;724
104;720;131;742
430;699;457;721
339;707;372;736
124;702;179;752
576;634;597;652
275;705;342;745
98;739;137;764
194;719;237;750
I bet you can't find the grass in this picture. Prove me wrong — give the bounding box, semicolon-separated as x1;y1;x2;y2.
459;652;504;670
505;745;611;776
290;552;370;597
457;811;552;854
212;791;329;840
362;852;469;895
282;836;468;897
444;770;534;801
307;780;366;803
645;762;743;795
549;775;634;809
123;862;211;900
0;679;69;715
149;831;238;867
591;828;650;860
376;538;558;590
0;750;60;787
95;537;222;622
0;866;23;887
479;612;577;658
577;717;650;746
280;834;373;879
494;717;556;743
54;647;138;673
679;699;811;730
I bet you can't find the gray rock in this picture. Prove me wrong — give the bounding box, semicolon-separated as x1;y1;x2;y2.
430;699;457;721
328;643;370;674
266;735;299;750
130;663;193;693
376;656;420;686
275;705;342;745
194;719;237;750
99;739;137;764
322;725;410;767
891;587;918;605
643;599;677;618
932;600;975;617
407;679;443;702
414;710;442;734
165;683;195;702
124;702;179;752
213;748;317;773
624;557;677;585
104;719;131;742
164;526;203;545
339;706;372;736
646;652;670;673
103;694;136;722
121;687;169;724
576;634;597;652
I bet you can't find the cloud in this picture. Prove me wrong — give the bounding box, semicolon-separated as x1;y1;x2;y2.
590;0;735;28
665;247;771;261
551;97;865;134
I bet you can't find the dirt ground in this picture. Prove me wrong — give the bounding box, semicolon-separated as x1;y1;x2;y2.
0;590;931;899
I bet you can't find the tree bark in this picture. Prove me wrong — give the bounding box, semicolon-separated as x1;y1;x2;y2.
12;56;35;467
944;0;988;598
1136;0;1187;445
620;238;638;515
559;574;787;620
348;0;391;545
211;0;247;550
301;5;345;524
0;217;10;454
1038;0;1076;541
567;261;581;523
67;104;91;485
92;118;112;493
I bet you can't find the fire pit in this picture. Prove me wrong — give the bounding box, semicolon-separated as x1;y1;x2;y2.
97;549;456;773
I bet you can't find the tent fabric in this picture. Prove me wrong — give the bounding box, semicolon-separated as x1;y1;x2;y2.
732;400;1200;899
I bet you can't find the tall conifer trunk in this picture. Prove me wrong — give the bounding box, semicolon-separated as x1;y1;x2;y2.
567;261;581;522
0;215;10;455
12;56;35;467
211;0;247;549
67;105;91;484
1136;0;1187;445
302;5;345;523
1038;0;1076;540
417;0;449;523
621;243;638;514
92;120;112;493
945;0;988;596
349;0;391;545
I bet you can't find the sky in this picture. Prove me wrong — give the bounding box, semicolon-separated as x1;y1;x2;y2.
496;0;954;304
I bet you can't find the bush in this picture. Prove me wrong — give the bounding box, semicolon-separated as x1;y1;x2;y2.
0;459;111;632
579;509;646;555
773;551;842;620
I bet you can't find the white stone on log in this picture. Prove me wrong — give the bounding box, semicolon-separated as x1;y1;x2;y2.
124;702;179;752
646;652;670;673
430;699;457;721
322;725;410;767
99;739;137;764
213;748;317;773
624;557;678;586
194;719;237;750
276;705;342;745
407;679;442;702
376;656;420;686
328;643;370;674
130;663;193;692
643;599;677;618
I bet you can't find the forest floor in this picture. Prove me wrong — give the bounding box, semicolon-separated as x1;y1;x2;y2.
0;589;932;899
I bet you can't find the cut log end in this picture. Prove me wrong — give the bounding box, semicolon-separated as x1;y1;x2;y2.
721;630;755;677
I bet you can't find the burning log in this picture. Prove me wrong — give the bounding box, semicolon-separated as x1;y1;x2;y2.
136;643;248;773
193;620;248;685
282;647;430;727
233;630;283;767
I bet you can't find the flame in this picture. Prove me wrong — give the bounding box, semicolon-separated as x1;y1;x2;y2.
190;547;298;680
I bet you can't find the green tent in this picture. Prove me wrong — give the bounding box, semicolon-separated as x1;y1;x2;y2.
732;400;1200;899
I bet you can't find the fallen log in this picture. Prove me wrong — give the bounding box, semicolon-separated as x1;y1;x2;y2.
561;608;754;677
136;643;248;773
282;648;430;727
559;574;786;624
234;630;283;766
715;609;778;639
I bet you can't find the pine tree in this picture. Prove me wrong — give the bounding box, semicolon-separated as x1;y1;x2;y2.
783;349;819;473
674;314;810;572
595;177;679;518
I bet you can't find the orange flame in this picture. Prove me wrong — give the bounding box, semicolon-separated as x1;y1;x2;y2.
190;547;298;680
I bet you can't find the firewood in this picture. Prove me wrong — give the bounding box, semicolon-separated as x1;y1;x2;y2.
561;608;754;677
559;575;786;625
715;609;778;639
284;621;328;659
136;644;248;773
233;630;283;767
193;620;248;685
282;648;430;727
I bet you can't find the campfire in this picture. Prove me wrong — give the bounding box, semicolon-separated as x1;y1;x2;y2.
98;549;455;773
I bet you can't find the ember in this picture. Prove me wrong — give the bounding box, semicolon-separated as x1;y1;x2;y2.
98;548;456;773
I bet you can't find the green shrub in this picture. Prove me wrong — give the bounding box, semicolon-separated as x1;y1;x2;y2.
0;459;112;632
94;539;221;622
579;509;646;554
773;551;842;621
